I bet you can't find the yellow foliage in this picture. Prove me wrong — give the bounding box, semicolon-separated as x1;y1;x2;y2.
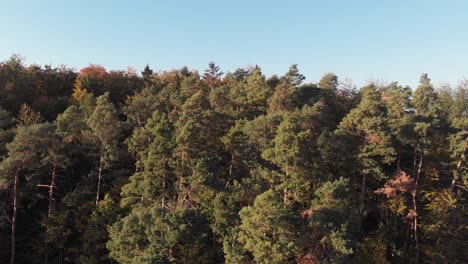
72;79;88;104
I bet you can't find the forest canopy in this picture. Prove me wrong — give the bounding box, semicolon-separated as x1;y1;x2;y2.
0;55;466;264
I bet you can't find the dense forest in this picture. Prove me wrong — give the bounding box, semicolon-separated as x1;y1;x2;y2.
0;55;466;264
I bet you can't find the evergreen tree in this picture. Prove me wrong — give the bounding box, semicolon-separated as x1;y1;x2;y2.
108;206;212;263
338;85;396;209
141;64;154;86
0;122;55;264
284;64;305;86
262;112;314;204
86;92;121;205
318;73;338;90
238;190;301;263
0;107;14;158
80;194;121;264
305;177;358;263
203;61;224;88
123;111;175;208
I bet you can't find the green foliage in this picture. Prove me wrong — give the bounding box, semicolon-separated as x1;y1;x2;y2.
319;73;338;90
124;85;161;127
80;194;121;264
87;92;121;165
56;105;88;143
355;236;390;264
0;57;466;264
284;64;305;86
0;107;14;158
421;190;467;263
306;177;358;262
107;207;211;263
338;85;396;211
238;190;301;263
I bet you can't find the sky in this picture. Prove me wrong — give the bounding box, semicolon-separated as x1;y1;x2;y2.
1;0;467;88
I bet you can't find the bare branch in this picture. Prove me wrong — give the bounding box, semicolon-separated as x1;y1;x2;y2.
455;184;468;192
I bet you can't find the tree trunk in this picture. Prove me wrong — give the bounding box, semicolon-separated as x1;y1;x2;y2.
48;158;57;217
411;190;419;264
177;153;186;207
11;168;19;264
411;147;423;264
96;153;104;206
360;174;367;210
169;246;175;260
161;156;166;208
43;159;58;264
451;154;464;192
283;187;288;208
228;154;234;177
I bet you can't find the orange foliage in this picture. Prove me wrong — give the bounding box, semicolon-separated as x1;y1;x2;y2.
156;69;180;83
79;64;107;78
366;134;382;144
375;170;415;198
300;208;314;220
297;252;317;264
406;209;417;220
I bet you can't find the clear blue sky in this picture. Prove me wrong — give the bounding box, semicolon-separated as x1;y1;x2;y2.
1;0;467;88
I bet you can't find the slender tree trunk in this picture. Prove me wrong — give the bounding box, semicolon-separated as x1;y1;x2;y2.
169;246;175;260
96;153;104;206
161;171;166;207
177;153;185;207
411;190;418;264
11;168;19;264
360;174;367;210
161;156;166;208
137;115;142;127
43;159;58;264
48;158;57;217
283;187;288;206
451;154;464;192
411;147;423;264
228;154;234;177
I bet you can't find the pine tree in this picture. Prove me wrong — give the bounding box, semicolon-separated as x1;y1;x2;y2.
410;74;445;263
447;80;467;191
86;92;121;205
203;61;224;88
107;206;212;263
0;107;14;158
80;194;121;263
262;112;313;204
0;123;55;264
304;177;358;263
238;190;301;263
141;64;154;86
284;64;305;86
124;111;175;208
318;73;338;90
338;85;396;210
